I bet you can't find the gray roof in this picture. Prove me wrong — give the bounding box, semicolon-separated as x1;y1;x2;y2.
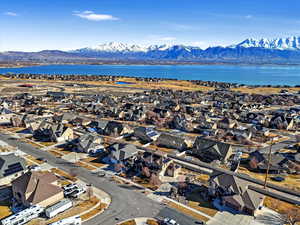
213;173;248;195
156;133;187;151
77;133;103;151
193;137;232;162
0;107;13;115
110;143;139;161
0;153;27;178
98;120;109;129
212;173;264;211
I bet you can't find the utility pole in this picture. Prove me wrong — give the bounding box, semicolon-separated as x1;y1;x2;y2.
264;137;276;189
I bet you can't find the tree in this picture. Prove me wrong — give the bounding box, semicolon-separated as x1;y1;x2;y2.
142;166;151;178
284;208;300;225
266;198;300;225
149;173;162;187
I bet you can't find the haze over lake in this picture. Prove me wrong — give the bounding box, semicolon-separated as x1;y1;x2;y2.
1;64;300;86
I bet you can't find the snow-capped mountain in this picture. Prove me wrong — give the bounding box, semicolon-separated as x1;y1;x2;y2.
2;36;300;64
71;43;202;60
74;36;300;56
232;36;300;50
73;42;194;53
74;42;148;53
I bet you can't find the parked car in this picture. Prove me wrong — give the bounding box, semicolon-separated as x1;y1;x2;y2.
63;183;78;191
97;171;106;177
271;176;285;182
70;188;86;198
28;165;41;171
64;187;78;196
163;218;180;225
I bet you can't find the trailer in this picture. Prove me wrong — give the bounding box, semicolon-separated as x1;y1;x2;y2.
1;205;44;225
48;216;81;225
45;199;73;218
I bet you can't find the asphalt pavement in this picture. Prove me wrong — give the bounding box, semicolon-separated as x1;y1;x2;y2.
0;133;200;225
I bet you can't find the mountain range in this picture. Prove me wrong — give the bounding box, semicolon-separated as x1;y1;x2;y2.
2;36;300;65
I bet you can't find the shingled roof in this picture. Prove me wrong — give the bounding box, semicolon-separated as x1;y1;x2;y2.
12;171;62;205
211;173;264;212
193;137;233;163
0;153;27;178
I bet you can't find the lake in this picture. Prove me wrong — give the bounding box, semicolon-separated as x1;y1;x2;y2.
1;64;300;85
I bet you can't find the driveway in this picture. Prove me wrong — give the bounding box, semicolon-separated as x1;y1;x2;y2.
207;207;284;225
0;132;201;225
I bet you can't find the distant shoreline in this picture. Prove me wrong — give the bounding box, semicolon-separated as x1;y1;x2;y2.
1;61;300;69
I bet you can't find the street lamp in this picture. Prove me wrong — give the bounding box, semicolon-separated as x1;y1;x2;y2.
264;136;278;189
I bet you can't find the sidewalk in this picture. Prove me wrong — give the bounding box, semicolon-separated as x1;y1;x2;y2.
70;179;111;221
117;217;158;225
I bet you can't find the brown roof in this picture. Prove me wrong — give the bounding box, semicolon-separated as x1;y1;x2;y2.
213;173;248;195
213;173;265;211
12;171;62;205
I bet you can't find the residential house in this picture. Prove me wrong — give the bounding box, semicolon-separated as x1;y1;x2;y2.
217;117;237;129
192;137;233;163
53;113;76;124
156;133;187;152
11;114;25;127
0;153;27;185
89;120;109;134
248;150;289;174
159;159;181;179
73;133;104;154
269;114;294;130
104;121;125;136
133;126;160;143
49;124;74;142
250;125;270;137
12;171;64;207
107;143;140;163
70;116;91;127
209;173;265;216
34;120;53;138
89;120;125;136
0;107;14;125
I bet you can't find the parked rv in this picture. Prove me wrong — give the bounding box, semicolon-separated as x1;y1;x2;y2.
48;216;81;225
1;205;44;225
45;199;73;218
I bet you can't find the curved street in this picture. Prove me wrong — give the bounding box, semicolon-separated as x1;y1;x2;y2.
0;132;200;225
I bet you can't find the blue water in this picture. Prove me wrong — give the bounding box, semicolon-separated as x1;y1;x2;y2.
115;81;135;85
1;64;300;85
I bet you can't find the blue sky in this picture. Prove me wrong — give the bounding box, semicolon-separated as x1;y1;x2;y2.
1;0;300;51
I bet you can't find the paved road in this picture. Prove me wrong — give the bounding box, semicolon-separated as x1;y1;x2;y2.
0;133;200;225
260;131;296;153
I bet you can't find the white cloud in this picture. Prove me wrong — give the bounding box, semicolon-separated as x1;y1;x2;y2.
73;11;118;21
4;12;18;16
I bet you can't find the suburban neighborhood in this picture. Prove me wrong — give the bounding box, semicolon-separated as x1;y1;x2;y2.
0;73;299;225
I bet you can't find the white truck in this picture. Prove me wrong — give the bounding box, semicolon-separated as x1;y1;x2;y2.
45;199;73;218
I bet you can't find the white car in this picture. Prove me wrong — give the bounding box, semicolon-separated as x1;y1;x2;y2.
63;183;78;191
70;188;86;198
163;218;179;225
64;187;78;196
